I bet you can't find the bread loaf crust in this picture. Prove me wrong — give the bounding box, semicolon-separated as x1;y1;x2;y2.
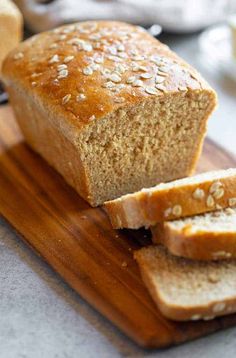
105;169;236;228
2;20;213;139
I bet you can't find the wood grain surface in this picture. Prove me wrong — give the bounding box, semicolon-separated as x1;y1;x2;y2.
0;104;236;348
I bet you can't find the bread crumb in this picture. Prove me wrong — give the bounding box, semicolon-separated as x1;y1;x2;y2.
121;261;128;268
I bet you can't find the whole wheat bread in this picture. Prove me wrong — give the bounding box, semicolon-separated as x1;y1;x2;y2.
104;168;236;229
134;245;236;321
2;21;216;206
152;207;236;261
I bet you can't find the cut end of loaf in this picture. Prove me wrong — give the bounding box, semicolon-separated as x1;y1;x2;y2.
85;88;216;207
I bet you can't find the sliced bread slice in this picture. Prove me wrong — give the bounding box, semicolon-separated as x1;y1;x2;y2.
152;207;236;261
104;168;236;229
134;245;236;321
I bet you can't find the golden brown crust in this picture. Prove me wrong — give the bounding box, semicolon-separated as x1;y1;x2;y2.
105;170;236;228
7;85;92;204
2;20;213;144
152;224;236;261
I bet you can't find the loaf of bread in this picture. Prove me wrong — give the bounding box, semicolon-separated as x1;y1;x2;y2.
104;168;236;228
0;0;22;77
152;207;236;261
3;21;217;206
134;245;236;321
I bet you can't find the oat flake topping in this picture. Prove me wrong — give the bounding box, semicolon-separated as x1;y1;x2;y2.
13;21;202;120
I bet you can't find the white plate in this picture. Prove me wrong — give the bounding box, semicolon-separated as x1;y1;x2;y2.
199;24;236;81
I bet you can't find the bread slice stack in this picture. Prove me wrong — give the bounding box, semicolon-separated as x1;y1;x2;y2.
104;168;236;321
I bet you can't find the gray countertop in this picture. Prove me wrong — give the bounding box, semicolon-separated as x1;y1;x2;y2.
1;32;236;358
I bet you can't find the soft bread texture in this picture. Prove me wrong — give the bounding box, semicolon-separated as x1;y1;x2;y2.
134;245;236;321
152;207;236;261
2;21;217;206
0;0;22;76
105;168;236;228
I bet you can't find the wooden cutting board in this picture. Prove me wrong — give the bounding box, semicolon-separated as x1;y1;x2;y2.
1;104;236;349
